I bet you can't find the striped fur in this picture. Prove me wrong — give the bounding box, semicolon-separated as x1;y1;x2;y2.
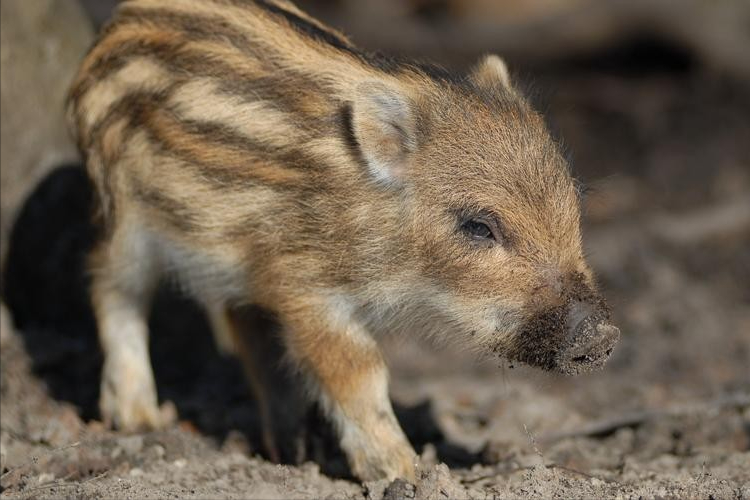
68;0;617;482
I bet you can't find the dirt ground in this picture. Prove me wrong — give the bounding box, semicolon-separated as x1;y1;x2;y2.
2;5;750;500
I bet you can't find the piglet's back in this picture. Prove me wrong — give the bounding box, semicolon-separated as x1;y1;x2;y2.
67;1;440;237
68;2;323;222
68;3;453;176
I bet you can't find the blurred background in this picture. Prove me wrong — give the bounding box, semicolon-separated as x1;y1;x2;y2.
1;1;748;498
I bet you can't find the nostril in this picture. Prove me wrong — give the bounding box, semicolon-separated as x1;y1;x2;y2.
572;354;591;363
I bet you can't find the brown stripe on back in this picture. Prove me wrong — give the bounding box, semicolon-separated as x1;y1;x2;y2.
85;87;175;150
115;6;256;54
213;0;355;50
220;0;461;84
72;22;183;88
71;9;262;105
68;25;186;106
89;84;329;172
128;175;203;234
99;116;130;166
84;89;284;196
179;116;323;174
243;0;358;56
84;91;175;226
71;19;333;126
215;73;333;125
133;100;309;188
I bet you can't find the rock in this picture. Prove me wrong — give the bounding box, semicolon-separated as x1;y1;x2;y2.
383;478;415;500
129;467;144;477
36;472;55;485
0;0;93;271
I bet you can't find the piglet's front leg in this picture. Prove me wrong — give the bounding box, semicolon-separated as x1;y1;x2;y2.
278;295;417;482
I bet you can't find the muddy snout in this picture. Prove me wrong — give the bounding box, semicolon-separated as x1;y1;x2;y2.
555;301;620;375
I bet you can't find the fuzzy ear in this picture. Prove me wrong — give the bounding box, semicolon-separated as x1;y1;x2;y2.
351;81;417;186
469;54;511;90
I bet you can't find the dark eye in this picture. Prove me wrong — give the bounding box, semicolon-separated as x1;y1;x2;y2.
462;218;496;242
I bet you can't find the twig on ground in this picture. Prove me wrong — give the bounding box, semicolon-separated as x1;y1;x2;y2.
539;392;750;444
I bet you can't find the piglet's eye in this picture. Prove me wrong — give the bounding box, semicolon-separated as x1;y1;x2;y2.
462;219;495;242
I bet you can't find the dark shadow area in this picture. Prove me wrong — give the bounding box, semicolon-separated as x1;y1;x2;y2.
3;165;101;417
1;164;477;474
554;34;695;76
394;400;482;468
1;164;257;440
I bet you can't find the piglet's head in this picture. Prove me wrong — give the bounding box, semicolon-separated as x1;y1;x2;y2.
350;55;619;374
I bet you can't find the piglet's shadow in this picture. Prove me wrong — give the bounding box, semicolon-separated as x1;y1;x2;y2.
2;164;479;474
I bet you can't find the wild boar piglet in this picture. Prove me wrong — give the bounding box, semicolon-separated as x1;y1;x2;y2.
67;0;619;482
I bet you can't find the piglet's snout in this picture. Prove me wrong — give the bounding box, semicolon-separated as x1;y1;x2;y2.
556;300;620;375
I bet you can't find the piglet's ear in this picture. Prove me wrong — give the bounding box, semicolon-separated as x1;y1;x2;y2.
469;54;512;91
351;81;417;186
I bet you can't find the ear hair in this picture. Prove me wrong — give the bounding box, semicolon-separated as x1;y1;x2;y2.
469;54;512;90
350;81;417;186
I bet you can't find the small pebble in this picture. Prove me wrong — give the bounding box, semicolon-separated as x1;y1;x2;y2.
37;472;55;484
